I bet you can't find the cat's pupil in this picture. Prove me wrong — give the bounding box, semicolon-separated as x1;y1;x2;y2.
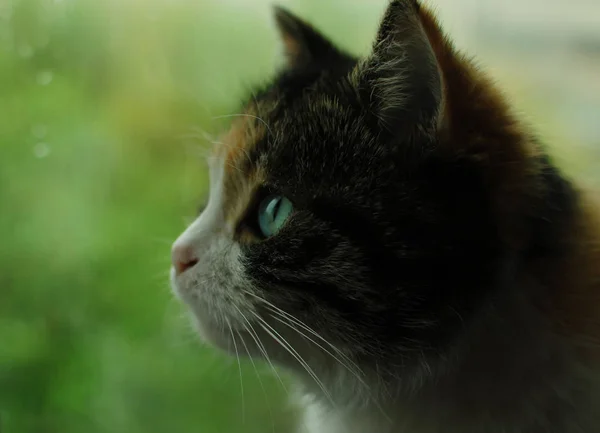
271;198;282;216
258;195;293;237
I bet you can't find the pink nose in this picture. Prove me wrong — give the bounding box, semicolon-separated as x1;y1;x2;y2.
171;242;199;276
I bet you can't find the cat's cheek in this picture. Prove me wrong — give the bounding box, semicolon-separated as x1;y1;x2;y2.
169;240;261;352
189;313;232;351
169;263;199;306
170;269;233;351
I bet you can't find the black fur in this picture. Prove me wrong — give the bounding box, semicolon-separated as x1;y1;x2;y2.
237;2;577;370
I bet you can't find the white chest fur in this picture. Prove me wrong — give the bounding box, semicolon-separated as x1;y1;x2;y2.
297;397;396;433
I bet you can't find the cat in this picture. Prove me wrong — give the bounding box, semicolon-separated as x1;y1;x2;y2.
169;1;600;432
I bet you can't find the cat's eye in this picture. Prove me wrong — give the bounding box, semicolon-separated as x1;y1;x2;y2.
258;195;293;237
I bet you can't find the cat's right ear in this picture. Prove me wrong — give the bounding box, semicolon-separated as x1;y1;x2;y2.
358;0;444;138
273;6;346;70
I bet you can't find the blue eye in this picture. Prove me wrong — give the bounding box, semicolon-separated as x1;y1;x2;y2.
258;195;293;237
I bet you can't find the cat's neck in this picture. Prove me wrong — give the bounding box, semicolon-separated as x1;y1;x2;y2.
296;221;600;433
299;307;600;433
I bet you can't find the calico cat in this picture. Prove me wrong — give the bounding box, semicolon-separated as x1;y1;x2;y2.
169;1;600;432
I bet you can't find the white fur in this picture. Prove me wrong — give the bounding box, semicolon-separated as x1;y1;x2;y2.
170;155;256;350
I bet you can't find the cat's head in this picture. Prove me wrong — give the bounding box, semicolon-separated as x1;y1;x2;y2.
170;0;546;398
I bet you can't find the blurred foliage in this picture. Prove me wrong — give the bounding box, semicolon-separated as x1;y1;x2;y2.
0;0;300;431
0;0;597;432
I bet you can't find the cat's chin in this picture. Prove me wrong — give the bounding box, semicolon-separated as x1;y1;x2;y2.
188;313;239;354
170;268;337;376
189;312;280;361
170;268;231;352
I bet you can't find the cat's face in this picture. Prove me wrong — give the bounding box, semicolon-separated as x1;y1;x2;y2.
170;1;516;391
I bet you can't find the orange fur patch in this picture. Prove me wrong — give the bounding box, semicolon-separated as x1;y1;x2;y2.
419;2;600;354
418;4;546;250
213;106;267;242
546;191;600;359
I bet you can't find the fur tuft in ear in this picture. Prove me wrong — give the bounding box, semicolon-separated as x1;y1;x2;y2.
360;0;443;136
273;6;352;71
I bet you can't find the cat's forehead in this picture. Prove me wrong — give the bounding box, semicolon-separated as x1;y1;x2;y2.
215;106;263;165
207;104;269;239
219;85;360;158
212;77;384;206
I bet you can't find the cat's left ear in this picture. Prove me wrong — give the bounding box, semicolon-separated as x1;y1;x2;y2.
273;6;349;70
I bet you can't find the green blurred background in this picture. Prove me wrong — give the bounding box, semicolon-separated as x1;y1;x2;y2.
1;0;598;432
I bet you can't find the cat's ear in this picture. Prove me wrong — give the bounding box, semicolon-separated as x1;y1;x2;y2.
360;0;444;136
273;6;348;70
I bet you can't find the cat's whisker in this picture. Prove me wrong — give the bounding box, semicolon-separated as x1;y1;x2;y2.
212;113;274;139
246;88;271;142
234;328;277;433
246;296;389;415
175;128;218;162
176;132;212;144
227;319;246;424
187;124;215;137
180;145;213;165
178;144;247;186
268;313;368;388
176;133;212;149
252;312;337;409
243;290;365;380
266;306;364;375
265;310;391;420
247;88;261;113
194;139;251;174
181;146;213;162
184;126;215;139
230;304;290;395
162;310;204;349
209;139;253;167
